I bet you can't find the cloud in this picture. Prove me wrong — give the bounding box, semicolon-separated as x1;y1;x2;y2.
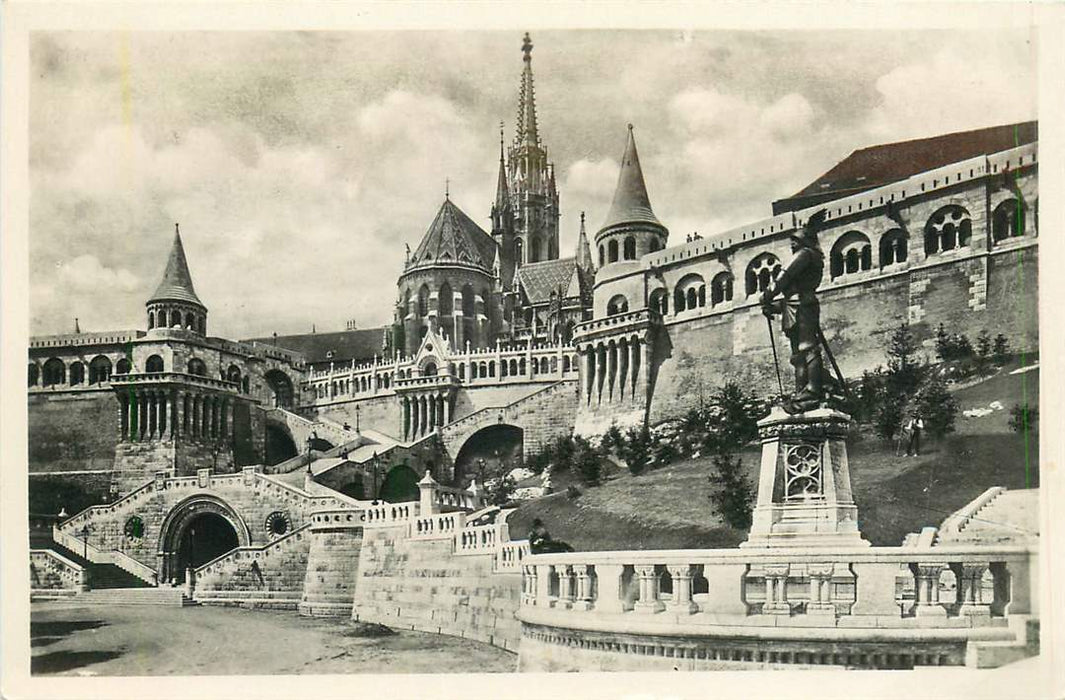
31;255;141;333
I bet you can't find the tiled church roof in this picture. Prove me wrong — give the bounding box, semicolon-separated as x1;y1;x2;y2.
243;327;389;366
410;198;499;271
148;228;205;308
598;125;664;234
517;257;590;304
773;121;1038;214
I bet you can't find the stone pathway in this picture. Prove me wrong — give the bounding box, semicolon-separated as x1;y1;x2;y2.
31;602;517;676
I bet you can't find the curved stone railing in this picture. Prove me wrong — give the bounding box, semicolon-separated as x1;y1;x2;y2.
194;522;313;584
456;522;500;555
30;549;87;593
519;544;1036;629
496;539;531;573
111;371;239;393
57;480;156;534
52;526;157;585
938;487;1006;539
572;309;656;342
362;501;419;525
308;509;363;529
411;511;466;540
439;379;574;438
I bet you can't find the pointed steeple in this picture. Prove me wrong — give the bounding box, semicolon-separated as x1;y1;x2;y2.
515;32;540;149
493;124;509;214
576;211;594;270
600;125;663;233
148;224;205;308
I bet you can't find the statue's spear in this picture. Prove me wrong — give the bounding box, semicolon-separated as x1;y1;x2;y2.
765;314;786;398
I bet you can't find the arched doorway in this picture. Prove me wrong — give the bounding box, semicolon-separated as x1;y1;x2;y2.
265;370;294;409
453;424;524;487
378;465;420;503
265;423;298;465
158;496;249;583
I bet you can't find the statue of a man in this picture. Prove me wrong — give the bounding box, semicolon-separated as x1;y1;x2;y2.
760;208;841;413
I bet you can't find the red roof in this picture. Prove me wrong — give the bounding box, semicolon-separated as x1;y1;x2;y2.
772;121;1037;215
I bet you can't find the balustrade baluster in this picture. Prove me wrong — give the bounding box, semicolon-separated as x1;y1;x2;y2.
911;562;948;618
634;564;665;613
666;564;697;614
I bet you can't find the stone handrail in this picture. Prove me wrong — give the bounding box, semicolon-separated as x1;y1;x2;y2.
456;522;501;555
362;501;419;525
440;380;572;435
194;522;313;581
938;487;1005;538
519;544;1035;627
253;471;358;511
111;371;239;393
495;539;530;573
411;511;466;540
52;526;157;585
57;479;156;533
308;509;364;529
30;549;88;591
572;308;656;341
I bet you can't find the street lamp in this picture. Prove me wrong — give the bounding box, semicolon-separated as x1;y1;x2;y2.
355;403;361;433
80;523;91;560
371;451;380;504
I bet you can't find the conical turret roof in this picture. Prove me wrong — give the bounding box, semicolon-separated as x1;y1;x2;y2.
599;125;664;234
409;198;499;271
148;227;205;308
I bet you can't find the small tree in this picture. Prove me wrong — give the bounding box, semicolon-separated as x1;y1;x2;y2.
916;378;959;439
620;425;653;475
935;323;952;361
874;391;907;440
974;330;993;374
709;381;762;451
574;441;602;486
993;333;1011;365
600;422;623;456
886;322;922;395
707;452;754;530
1008;403;1038;433
485;474;517;506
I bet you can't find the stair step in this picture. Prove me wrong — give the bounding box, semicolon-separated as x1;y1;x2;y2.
77;587;195;607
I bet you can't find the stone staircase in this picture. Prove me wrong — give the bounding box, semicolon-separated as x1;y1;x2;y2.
938;488;1039;545
47;541;151;590
76;586;196;607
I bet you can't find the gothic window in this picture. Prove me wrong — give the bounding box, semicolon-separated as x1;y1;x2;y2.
830;231;873;279
69;362;85;386
745;254;781;296
711;272;733;306
606;295;629;316
879;229;908;267
675;273;706;312
623;236;636;260
992;199;1026;242
488;361;495;377
458;364;465;380
548;357;556;373
422;362;437;376
116;358;131;375
649;288;668;315
28;363;39;387
531;236;542;263
42;358;65;387
169;310;181;328
608;239;619;263
461;284;475;316
439;282;453;315
510;358;519;376
519;358;526;375
187;358;207;376
148;311;155;330
242;376;250;393
515;239;524;267
417;285;430;317
146;355;165;373
924;205;972;255
501;360;509;377
227;364;242;385
403;290;412;318
599;245;605;267
185;312;195;329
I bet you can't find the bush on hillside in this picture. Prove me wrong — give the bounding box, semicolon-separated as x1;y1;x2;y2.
1008;403;1039;434
573;439;602;486
935;323;974;363
873;390;907;441
706;452;754;530
993;333;1011;365
886;321;924;395
599;422;623;456
915;378;959;439
485;474;517;507
620;425;653;475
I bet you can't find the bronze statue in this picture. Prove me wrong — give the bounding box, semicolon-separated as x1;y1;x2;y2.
760;209;845;414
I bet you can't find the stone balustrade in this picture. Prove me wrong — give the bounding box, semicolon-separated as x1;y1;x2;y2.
111;371;240;393
520;544;1036;629
572;308;655;343
456;522;500;555
57;480;156;533
30;549;88;593
495;539;530;573
194;522;313;585
411;511;466;540
52;526;158;585
362;501;418;525
309;509;364;529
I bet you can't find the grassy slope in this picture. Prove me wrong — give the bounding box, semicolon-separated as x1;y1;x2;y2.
509;363;1040;550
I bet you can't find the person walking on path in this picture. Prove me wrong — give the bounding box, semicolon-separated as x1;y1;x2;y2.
904;412;924;456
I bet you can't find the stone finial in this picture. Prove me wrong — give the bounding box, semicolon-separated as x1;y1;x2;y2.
468;478;481;496
419;469;437;486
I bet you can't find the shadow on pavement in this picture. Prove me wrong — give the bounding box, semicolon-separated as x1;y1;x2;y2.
32;650;123;674
30;620;108;648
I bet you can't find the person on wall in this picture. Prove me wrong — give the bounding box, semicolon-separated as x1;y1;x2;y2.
528;518;573;554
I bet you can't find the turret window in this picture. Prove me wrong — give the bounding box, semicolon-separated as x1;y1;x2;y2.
69;362;85;386
598;245;605;267
608;240;619;263
42;358;65;387
146;355;164;373
674;273;706;312
623;236;636;260
89;356;112;384
606;295;629;316
830;231;873;279
187;358;207;376
879;229;908;267
649;288;668;315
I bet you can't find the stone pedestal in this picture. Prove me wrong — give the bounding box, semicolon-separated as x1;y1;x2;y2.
742;406;870;549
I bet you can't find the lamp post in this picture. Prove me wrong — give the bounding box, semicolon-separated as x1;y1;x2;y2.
371;451;380;504
80;523;91;560
355;403;361;433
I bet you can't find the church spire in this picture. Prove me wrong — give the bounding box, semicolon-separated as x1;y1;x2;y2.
576;211;594;271
515;32;539;149
494;122;508;212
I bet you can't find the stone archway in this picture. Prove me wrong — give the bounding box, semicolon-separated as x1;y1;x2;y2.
158;495;251;584
453;424;524;487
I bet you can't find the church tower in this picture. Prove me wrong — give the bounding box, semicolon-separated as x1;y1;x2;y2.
505;33;560;271
146;224;208;335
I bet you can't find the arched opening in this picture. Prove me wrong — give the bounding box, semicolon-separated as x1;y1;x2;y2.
186;357;207;376
623;236;636;260
649;288;668;315
608;239;619;263
453;423;524;487
185;312;195;330
530;236;541;263
115;358;131;375
264;423;298;465
598;245;605;267
745;254;781;296
42;358;65;387
417;284;431;318
711;272;733;306
264;370;294;409
422;362;438;376
462;284;476;317
830;231;873;278
438;281;453;319
992;199;1026;242
879;229;908;267
159;497;249;584
148;311;155;330
515;238;524;267
146;355;165;373
178;512;238;572
89;355;112;384
924;205;972;255
28;363;39;387
607;295;629;316
69;362;85;386
379;465;421;503
226;364;242;386
675;273;706;312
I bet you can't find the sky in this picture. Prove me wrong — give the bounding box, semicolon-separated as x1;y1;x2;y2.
29;29;1037;339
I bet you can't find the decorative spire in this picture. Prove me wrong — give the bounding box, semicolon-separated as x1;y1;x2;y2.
515;32;540;149
148;223;205;308
599;124;664;233
73;317;81;334
493;123;509;213
445;177;450;201
576;211;594;270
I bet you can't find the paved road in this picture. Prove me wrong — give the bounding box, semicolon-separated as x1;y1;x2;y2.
31;602;517;676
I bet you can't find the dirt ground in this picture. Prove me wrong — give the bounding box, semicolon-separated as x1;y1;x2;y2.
30;602;517;676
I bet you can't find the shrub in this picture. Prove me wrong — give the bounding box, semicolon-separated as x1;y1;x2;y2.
886;322;923;395
620;425;653;475
706;452;754;530
935;323;975;362
600;422;623;455
873;390;907;440
916;378;959;439
993;333;1011;365
1008;403;1038;433
485;474;517;507
574;441;602;486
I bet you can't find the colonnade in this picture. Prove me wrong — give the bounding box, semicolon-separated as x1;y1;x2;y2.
578;333;649;406
118;388;235;443
400;391;454;442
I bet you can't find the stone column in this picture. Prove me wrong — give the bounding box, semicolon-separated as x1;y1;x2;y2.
138;393;148;441
593;564;626;613
617;338;629;402
762;564;792;615
119;394;129;442
401;397;410;441
582;347;593;404
638;335;650;403
666;564;697;614
596;344;606;405
633;564;664;613
954;562;991;621
522;564;537;606
806;563;836;615
558;564;575;609
606;342;616;403
573;564;594;611
912;562;948;618
535;564;553;609
630;337;641;402
442;394;450;425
